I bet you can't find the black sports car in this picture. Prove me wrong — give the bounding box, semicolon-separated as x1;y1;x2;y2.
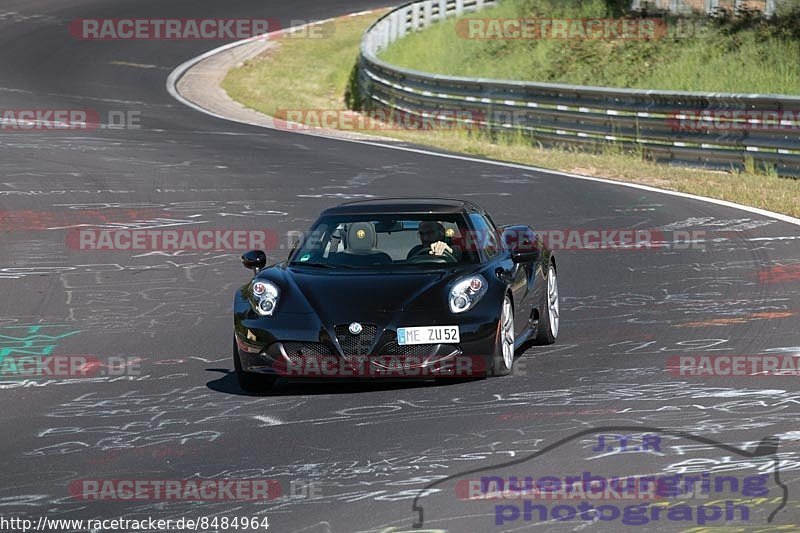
233;198;558;391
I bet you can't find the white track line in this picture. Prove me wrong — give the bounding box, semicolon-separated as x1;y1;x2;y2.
166;11;800;228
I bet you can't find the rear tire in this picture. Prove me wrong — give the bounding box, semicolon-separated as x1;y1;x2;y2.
535;263;559;345
490;295;515;376
233;336;276;392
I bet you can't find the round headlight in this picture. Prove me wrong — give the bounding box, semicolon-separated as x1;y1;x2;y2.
449;275;488;314
259;299;275;313
251;280;279;316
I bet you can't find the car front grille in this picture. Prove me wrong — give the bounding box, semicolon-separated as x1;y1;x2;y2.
334;324;378;356
381;342;443;357
281;342;333;364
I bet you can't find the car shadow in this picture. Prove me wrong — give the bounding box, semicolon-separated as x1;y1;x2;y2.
205;367;482;396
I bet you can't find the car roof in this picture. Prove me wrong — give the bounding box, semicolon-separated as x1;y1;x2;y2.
320;197;484;216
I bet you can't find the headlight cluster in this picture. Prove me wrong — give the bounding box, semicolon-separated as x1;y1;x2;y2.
251;280;279;316
449;275;487;314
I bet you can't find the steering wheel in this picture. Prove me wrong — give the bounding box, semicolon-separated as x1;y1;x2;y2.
408;246;458;263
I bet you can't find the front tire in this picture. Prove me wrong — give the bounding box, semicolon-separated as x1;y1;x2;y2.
233;336;276;392
535;263;559;345
491;295;515;376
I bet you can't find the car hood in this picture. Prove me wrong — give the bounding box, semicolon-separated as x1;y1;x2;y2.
257;264;479;322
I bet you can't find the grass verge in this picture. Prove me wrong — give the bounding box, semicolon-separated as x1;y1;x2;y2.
380;0;800;94
222;11;800;218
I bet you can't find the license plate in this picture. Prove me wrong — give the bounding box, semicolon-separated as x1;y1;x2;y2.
397;325;460;345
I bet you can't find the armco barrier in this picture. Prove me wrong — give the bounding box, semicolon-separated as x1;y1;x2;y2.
355;0;800;175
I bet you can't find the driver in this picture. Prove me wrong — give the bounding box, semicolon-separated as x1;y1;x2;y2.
414;220;454;257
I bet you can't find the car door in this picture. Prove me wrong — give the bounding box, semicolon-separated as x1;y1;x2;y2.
470;213;530;334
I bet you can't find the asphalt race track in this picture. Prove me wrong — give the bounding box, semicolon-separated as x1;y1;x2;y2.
1;1;799;532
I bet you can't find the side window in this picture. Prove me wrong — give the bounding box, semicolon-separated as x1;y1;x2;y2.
469;214;499;259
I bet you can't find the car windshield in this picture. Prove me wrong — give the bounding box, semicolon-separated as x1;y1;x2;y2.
288;214;482;268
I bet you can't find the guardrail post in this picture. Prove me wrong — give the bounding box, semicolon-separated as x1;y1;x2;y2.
397;6;409;38
423;1;433;27
411;3;421;30
438;0;448;21
456;0;465;16
380;20;389;50
388;11;396;44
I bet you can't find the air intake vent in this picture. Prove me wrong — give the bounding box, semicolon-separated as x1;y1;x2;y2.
334;324;378;356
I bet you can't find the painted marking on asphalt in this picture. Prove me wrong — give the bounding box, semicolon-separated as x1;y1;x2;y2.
675;311;797;328
109;60;161;69
253;415;284;426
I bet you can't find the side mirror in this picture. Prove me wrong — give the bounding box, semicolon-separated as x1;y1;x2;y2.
241;250;267;274
502;225;541;263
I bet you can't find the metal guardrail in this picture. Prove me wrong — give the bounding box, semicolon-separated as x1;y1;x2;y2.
632;0;779;17
355;0;800;175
